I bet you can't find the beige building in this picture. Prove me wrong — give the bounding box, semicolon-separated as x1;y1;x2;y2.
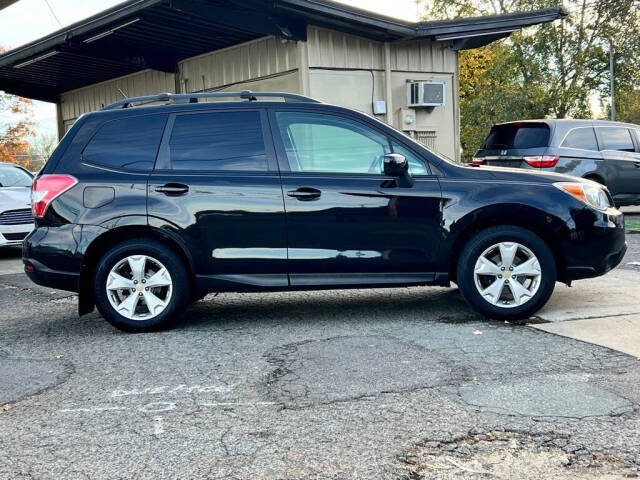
0;0;565;161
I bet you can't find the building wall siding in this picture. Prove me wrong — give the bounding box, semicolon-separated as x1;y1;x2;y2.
306;27;458;159
178;36;299;93
57;26;460;159
307;26;384;70
60;69;176;131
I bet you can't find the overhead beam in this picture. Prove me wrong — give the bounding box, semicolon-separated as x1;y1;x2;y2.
0;78;60;102
168;0;306;40
61;43;178;73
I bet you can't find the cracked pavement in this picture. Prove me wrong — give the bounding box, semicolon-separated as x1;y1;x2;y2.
0;235;639;479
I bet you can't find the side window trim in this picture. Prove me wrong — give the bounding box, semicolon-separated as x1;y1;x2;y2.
154;107;278;173
268;108;431;176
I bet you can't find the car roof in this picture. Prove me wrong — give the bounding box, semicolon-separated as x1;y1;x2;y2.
495;118;639;129
76;98;366;124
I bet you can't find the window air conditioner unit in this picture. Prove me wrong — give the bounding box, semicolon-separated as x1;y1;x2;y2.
406;81;446;108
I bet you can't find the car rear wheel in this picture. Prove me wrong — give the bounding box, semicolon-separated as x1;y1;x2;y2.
93;239;190;332
456;226;556;321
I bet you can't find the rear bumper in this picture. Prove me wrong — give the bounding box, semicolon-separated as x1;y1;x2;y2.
563;207;627;282
22;225;83;292
24;257;80;292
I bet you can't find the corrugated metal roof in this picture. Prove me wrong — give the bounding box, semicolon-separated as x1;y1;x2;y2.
0;0;567;102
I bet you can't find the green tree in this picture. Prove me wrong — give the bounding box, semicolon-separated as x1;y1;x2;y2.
30;132;58;170
424;0;640;157
0;46;35;168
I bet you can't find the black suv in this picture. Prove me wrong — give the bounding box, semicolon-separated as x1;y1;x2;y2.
24;92;626;332
474;119;640;207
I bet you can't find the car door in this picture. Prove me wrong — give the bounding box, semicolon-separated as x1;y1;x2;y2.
596;126;640;205
270;108;442;286
147;107;289;289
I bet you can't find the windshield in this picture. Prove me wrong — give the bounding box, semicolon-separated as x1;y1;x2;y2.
483;123;550;149
0;166;33;188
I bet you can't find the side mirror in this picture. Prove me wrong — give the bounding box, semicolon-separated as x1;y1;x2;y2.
383;153;414;187
383;153;408;176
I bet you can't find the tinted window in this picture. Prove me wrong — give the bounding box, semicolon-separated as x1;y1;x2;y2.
83;115;167;171
169;111;267;171
276;112;390;174
483;124;550;149
0;166;32;187
598;127;634;152
561;127;598;151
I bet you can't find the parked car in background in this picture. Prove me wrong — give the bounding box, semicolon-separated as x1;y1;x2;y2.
473;119;640;207
23;91;626;332
0;163;34;247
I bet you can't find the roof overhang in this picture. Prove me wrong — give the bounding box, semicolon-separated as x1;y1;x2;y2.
0;0;567;102
0;0;18;10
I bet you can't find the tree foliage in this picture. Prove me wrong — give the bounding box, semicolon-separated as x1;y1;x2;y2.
423;0;640;158
0;46;35;168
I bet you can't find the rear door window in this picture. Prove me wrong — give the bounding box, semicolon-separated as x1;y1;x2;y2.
598;127;635;152
561;127;599;151
83;114;167;171
483;123;550;149
169;111;268;171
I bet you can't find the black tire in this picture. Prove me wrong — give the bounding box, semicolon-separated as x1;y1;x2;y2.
456;226;556;321
93;239;190;332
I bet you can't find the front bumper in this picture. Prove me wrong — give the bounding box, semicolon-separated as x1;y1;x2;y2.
0;223;33;247
563;207;627;282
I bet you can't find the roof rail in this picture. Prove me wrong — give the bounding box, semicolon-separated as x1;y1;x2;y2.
102;90;320;110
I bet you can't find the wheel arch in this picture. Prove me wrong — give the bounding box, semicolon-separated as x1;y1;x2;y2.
78;224;195;315
444;204;568;285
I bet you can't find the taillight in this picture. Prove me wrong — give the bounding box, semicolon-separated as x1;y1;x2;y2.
31;174;78;218
472;157;485;166
523;155;559;168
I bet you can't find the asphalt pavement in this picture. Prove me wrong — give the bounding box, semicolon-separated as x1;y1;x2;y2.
0;235;639;479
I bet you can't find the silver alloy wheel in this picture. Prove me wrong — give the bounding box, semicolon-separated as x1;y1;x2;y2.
105;255;173;321
473;242;542;309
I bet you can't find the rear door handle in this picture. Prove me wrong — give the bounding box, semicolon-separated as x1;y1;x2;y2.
287;187;321;200
634;162;640;168
155;183;189;196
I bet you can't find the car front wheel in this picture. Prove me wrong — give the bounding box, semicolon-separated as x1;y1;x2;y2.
93;239;190;332
456;226;556;321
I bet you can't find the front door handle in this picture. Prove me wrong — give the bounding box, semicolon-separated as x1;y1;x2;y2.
634;162;640;168
287;187;321;200
155;183;189;196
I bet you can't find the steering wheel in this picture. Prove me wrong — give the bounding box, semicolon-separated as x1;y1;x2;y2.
368;154;385;174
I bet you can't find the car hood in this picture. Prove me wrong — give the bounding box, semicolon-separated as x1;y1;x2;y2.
459;165;588;185
0;187;31;212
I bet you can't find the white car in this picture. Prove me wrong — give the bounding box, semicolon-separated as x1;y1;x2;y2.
0;163;34;247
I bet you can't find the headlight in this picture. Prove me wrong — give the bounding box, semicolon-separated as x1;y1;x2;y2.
554;182;611;211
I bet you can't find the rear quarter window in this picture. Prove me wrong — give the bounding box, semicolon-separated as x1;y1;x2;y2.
82;114;168;171
560;127;599;151
483;123;550;149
